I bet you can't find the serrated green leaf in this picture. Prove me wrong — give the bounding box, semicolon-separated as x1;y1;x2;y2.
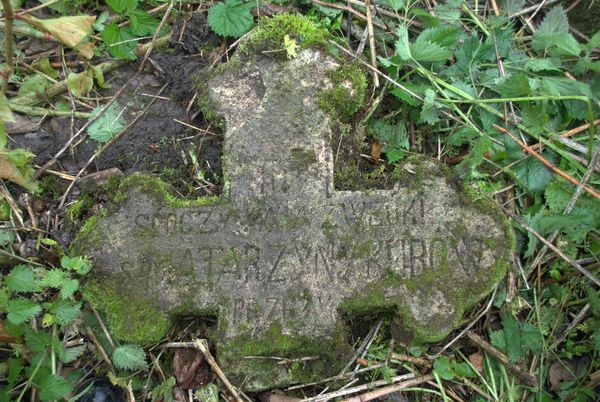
51;299;81;326
102;23;137;60
420;89;441;124
584;31;600;54
369;119;409;162
522;205;543;257
512;154;555;194
490;329;507;350
390;85;422;107
7;298;41;324
521;322;543;354
394;25;411;61
524;58;562;72
456;135;490;179
41;269;68;288
417;26;460;49
151;377;176;402
207;0;254;38
24;326;53;352
411;39;453;62
532;6;581;57
106;0;137;14
447;127;479;147
594;328;600;351
38;374;72;401
6;358;23;388
502;314;522;363
5;265;41;292
433;356;454;380
377;0;404;11
60;344;86;364
587;288;600;316
129;9;161;36
500;0;525;16
61;255;92;275
113;344;147;370
87;102;126;143
496;73;531;97
59;279;79;299
433;0;462;24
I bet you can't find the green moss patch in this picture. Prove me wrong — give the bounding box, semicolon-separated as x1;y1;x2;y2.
83;279;170;344
319;62;368;123
241;14;330;56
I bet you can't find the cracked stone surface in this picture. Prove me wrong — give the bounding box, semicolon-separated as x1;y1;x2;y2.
76;48;513;390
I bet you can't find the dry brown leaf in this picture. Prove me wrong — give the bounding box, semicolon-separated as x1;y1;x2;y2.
0;321;17;343
371;140;381;162
469;352;484;373
21;15;96;59
173;348;213;390
549;360;576;391
0;154;37;192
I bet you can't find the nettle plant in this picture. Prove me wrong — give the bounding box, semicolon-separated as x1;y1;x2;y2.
101;0;166;59
0;255;91;400
0;253;151;400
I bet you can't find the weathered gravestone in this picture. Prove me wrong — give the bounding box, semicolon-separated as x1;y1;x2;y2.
75;19;513;391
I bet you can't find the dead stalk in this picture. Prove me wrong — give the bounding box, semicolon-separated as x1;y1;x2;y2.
364;0;379;87
1;0;14;94
503;207;600;287
494;125;600;200
466;331;538;387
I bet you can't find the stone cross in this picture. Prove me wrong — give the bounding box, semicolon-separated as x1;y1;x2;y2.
76;48;512;391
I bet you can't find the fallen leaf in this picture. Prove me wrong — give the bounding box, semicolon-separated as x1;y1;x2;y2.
468;352;484;373
549;360;576;391
173;348;213;389
371;140;382;162
0;151;38;192
0;321;17;343
260;390;301;402
21;15;96;59
67;70;94;97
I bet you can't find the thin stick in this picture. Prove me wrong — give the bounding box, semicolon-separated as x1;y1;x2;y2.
509;0;560;18
138;0;174;72
338;374;434;402
33;90;123;180
528;145;600;275
434;286;498;358
193;339;242;402
531;119;600;151
15;0;62;16
466;331;538;387
286;364;384;391
364;0;379;87
549;303;591;350
311;0;389;32
493;125;600;200
305;373;416;402
58;84;167;208
503;208;600;287
1;0;14;94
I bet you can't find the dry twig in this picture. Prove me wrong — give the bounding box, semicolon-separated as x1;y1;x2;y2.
466;331;538;387
494;125;600;200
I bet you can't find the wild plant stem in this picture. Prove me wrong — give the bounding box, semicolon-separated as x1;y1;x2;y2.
1;0;14;94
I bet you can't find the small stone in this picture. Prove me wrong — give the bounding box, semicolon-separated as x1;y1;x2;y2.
75;17;513;391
